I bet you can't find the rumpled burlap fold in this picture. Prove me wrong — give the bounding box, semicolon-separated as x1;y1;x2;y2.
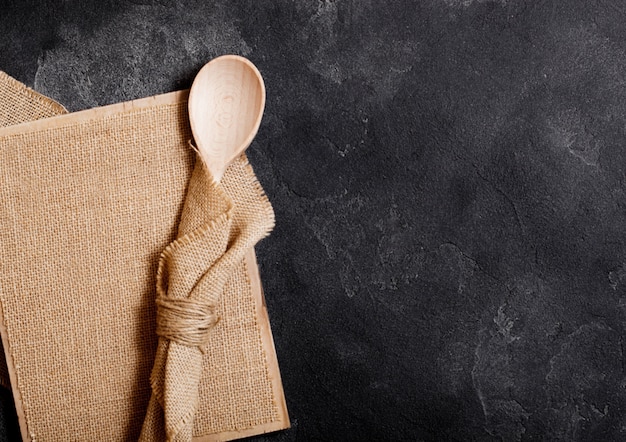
140;153;275;441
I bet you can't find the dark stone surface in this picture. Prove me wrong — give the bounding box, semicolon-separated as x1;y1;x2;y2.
2;0;626;440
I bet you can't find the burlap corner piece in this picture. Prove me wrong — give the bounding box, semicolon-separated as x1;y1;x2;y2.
0;71;67;128
0;72;288;440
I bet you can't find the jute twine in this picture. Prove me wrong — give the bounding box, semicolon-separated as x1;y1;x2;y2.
155;296;219;350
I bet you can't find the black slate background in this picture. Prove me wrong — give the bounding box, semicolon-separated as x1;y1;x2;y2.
2;1;626;441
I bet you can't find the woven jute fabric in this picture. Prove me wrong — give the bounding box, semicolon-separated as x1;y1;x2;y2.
140;154;275;441
0;71;67;127
0;71;67;390
0;73;284;440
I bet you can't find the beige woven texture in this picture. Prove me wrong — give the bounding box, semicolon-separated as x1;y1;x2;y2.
0;73;283;440
0;71;67;389
0;71;67;127
141;152;275;441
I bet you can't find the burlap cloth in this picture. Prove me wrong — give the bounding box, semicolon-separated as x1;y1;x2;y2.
0;71;68;389
0;71;67;128
0;71;286;441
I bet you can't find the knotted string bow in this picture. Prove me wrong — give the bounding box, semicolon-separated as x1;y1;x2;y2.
139;152;274;441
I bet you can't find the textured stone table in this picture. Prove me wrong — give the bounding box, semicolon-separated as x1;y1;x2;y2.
1;1;625;441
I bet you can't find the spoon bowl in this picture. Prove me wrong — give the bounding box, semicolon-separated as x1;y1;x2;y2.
188;55;266;183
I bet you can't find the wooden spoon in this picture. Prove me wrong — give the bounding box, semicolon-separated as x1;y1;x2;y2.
188;55;266;183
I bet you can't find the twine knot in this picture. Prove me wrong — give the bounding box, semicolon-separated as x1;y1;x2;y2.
155;296;219;351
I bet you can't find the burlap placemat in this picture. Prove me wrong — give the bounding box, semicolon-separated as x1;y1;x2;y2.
0;71;68;390
0;72;288;441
